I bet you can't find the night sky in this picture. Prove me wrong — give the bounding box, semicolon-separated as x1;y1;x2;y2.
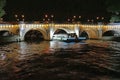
4;0;110;22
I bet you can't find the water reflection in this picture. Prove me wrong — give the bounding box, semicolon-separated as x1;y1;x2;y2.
18;41;50;60
50;41;87;49
0;53;6;60
0;40;119;80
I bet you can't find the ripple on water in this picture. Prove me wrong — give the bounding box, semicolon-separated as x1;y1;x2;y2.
0;40;120;80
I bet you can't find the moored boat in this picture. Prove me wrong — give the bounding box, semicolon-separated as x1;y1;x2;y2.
52;37;86;42
64;37;86;42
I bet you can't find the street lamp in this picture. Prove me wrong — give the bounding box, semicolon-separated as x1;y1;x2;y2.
14;14;25;22
73;16;76;18
48;18;50;21
96;17;99;20
43;14;54;23
91;19;94;23
21;15;24;18
14;14;18;22
101;17;104;20
17;19;19;21
0;18;3;22
45;14;48;18
87;19;90;22
51;14;54;23
51;15;54;18
79;16;81;18
67;19;70;22
15;14;18;18
21;15;25;21
43;18;45;21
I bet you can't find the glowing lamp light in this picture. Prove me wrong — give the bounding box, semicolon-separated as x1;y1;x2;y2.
96;17;99;20
48;19;50;21
0;18;3;21
51;15;54;18
73;16;76;18
17;19;19;21
72;19;74;21
15;14;18;17
43;19;45;21
22;15;24;18
101;17;104;20
91;19;94;22
87;19;90;22
45;14;48;18
67;19;70;21
79;16;81;18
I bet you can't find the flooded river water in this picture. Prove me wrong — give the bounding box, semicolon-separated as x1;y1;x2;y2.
0;40;120;80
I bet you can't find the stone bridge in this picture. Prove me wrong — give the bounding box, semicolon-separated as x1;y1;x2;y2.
0;23;120;42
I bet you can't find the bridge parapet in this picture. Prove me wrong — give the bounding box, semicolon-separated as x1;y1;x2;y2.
0;24;19;34
0;23;120;41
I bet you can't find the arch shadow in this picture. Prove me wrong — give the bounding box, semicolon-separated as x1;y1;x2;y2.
24;30;44;42
102;30;119;36
79;31;89;39
0;30;14;37
52;29;68;40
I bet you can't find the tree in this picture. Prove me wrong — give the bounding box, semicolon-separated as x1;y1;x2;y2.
106;0;120;22
0;0;6;18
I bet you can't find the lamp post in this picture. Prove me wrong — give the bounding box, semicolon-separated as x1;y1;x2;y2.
45;14;48;18
0;18;3;22
21;14;25;21
14;14;18;22
43;14;54;23
15;14;18;18
72;15;81;23
51;14;54;23
67;18;70;23
73;16;76;23
78;16;81;23
44;14;48;23
17;19;19;22
79;16;81;19
73;16;76;19
51;15;54;18
14;14;25;22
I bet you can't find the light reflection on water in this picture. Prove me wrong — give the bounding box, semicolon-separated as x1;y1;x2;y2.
0;40;120;80
50;41;87;49
0;53;6;60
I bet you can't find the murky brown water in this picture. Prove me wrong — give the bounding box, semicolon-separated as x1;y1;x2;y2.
0;40;120;80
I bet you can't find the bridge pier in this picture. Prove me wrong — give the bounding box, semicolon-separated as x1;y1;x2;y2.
98;28;103;39
74;26;79;38
50;26;54;40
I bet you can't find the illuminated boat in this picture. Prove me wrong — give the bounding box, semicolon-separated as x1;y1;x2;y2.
52;36;86;42
64;37;86;42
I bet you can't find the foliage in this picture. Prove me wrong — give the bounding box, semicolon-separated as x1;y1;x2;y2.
106;0;120;22
0;0;6;18
110;15;120;23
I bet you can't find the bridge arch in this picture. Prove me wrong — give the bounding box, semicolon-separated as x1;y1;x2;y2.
53;29;68;34
103;30;120;36
79;31;89;39
52;28;70;40
80;29;98;39
0;30;14;37
53;28;71;34
102;30;120;41
24;29;48;41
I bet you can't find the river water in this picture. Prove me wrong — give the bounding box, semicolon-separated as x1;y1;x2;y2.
0;40;120;80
